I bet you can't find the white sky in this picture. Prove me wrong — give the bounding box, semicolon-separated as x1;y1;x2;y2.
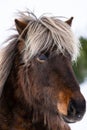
0;0;87;130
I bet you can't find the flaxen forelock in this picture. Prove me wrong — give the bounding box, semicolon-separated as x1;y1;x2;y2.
21;12;80;63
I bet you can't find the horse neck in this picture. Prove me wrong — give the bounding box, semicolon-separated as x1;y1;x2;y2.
0;66;33;120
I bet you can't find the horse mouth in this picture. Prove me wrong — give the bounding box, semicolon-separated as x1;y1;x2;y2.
56;112;76;124
61;111;84;123
62;115;76;123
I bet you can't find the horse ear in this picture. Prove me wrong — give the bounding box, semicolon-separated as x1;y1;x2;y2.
15;19;28;34
65;17;74;26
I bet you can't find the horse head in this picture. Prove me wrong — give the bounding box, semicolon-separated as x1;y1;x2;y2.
0;12;86;130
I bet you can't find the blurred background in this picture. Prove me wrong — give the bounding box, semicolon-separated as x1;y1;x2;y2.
0;0;87;130
73;37;87;83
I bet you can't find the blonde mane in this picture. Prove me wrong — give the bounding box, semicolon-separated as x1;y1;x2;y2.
20;12;80;63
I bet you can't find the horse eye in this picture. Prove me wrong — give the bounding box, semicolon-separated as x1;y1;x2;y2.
39;54;48;60
37;54;48;62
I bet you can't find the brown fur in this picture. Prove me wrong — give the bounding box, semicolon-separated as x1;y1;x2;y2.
0;11;86;130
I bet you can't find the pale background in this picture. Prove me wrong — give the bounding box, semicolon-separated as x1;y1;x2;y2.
0;0;87;130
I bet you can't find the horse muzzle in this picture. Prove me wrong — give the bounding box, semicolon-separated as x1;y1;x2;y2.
62;98;86;123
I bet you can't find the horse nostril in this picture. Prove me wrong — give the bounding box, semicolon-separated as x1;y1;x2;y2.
68;100;76;116
68;99;86;120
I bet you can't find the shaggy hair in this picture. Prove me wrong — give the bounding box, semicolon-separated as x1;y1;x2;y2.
20;12;80;63
0;37;18;96
0;11;80;96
